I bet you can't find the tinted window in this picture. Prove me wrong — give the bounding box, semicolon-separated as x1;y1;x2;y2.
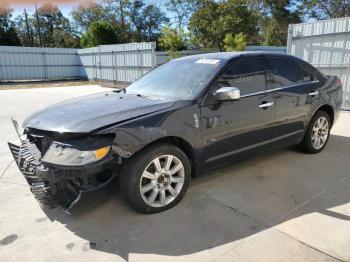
267;57;303;88
300;61;319;82
302;66;314;81
215;57;267;96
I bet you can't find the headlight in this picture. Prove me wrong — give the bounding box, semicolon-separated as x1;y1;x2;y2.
41;142;111;166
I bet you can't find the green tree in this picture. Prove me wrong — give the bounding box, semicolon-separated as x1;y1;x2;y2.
302;0;350;20
263;18;286;46
81;21;117;47
189;0;258;51
127;0;168;42
15;9;35;46
34;3;78;47
167;0;197;34
71;1;110;33
224;32;247;51
143;4;169;41
263;0;301;46
189;0;220;49
0;6;21;46
159;26;187;51
127;0;143;41
104;0;131;42
52;30;80;48
243;0;270;43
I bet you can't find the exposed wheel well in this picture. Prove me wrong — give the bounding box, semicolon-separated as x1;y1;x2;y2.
139;136;197;177
317;105;334;126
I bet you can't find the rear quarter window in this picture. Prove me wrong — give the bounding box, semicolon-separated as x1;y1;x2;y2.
300;61;324;82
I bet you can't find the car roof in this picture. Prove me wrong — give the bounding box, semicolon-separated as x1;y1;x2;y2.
175;51;297;63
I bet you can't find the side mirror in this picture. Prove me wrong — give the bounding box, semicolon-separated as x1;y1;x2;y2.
214;87;240;101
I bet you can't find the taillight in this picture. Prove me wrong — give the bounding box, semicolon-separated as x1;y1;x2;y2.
335;77;342;87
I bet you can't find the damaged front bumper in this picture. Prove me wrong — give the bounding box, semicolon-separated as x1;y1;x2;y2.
8;139;118;214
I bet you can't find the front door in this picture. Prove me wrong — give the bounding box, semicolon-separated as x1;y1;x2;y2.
201;56;275;168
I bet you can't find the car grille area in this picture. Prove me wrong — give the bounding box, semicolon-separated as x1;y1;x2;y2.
8;131;117;214
8;140;73;210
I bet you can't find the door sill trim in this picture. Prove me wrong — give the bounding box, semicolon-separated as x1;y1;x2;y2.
204;130;304;163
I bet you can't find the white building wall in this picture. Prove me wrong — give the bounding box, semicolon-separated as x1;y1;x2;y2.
287;17;350;109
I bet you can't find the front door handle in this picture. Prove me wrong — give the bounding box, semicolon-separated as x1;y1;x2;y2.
309;91;319;96
259;101;274;109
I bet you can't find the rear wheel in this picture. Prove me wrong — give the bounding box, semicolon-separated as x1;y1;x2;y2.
120;143;191;213
299;110;331;154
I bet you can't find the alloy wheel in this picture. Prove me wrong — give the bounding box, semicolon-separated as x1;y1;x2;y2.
139;155;185;207
311;116;329;150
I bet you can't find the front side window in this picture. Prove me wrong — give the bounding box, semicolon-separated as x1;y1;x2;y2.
215;57;267;96
266;57;303;88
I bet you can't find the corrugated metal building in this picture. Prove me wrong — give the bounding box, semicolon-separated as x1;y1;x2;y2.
287;17;350;109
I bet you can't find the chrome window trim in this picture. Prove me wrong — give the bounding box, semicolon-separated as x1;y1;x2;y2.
240;80;320;98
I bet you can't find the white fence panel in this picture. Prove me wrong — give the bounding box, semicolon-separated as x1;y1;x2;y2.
287;17;350;109
155;47;286;66
156;50;207;65
245;46;287;53
0;42;156;83
0;46;82;81
77;42;156;83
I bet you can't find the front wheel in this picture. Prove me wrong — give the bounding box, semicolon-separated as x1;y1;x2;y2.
120;143;191;213
299;110;331;154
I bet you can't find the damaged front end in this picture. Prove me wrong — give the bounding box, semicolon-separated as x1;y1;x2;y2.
8;122;119;214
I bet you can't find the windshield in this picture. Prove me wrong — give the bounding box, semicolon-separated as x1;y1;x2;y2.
126;57;223;100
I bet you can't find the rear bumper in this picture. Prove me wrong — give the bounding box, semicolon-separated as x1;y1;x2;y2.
8;141;118;214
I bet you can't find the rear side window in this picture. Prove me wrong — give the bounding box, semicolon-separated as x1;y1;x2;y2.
300;61;321;82
266;57;303;88
302;67;314;81
215;57;267;96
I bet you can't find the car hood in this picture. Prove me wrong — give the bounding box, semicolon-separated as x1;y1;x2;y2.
22;91;176;133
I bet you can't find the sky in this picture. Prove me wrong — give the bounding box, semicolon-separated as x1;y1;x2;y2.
3;0;167;19
2;0;98;18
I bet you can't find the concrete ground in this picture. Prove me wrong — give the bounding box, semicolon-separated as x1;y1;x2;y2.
0;85;349;262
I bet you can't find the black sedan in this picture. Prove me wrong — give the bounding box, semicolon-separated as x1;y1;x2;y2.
8;52;343;214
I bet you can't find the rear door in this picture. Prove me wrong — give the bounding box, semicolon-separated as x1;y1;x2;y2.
201;56;275;167
265;56;321;146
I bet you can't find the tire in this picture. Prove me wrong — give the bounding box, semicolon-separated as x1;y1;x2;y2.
299;110;331;154
120;143;191;214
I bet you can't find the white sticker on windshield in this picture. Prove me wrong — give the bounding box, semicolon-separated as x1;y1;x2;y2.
195;59;220;65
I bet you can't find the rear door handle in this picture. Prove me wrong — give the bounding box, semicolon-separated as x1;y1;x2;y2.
309;91;319;96
259;101;274;109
